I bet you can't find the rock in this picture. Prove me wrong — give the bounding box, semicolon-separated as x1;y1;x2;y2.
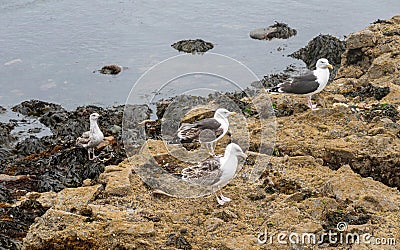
12;100;65;117
0;106;6;113
166;233;192;250
249;22;297;40
53;184;102;212
171;39;214;54
99;64;122;75
289;34;345;72
205;217;225;232
0;123;15;149
346;30;377;49
213;209;238;222
99;164;133;196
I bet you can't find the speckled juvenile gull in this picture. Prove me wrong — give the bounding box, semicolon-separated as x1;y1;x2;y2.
266;58;333;110
177;108;236;155
181;143;247;205
76;113;104;160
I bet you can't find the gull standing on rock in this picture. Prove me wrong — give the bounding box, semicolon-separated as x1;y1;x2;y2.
177;108;236;155
76;113;104;160
181;143;247;205
266;58;333;110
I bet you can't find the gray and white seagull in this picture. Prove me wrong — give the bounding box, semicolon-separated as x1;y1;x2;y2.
76;113;104;160
266;58;333;110
177;108;236;155
181;143;247;205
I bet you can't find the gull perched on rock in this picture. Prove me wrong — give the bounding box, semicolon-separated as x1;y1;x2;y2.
76;113;104;160
177;108;236;155
266;58;333;110
181;143;247;205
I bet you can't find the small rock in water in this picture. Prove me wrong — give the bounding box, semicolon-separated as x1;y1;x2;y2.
100;65;122;75
249;22;297;40
0;106;6;114
171;39;214;54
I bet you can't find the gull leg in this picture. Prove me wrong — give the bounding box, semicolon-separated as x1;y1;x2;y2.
219;189;231;202
210;141;216;156
215;192;225;205
92;148;98;160
205;143;214;156
307;96;318;110
87;149;92;160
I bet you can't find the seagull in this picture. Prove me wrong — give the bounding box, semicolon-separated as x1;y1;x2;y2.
76;113;104;160
181;143;247;205
266;58;333;110
177;108;236;155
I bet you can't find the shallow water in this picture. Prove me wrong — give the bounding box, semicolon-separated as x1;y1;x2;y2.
0;0;399;109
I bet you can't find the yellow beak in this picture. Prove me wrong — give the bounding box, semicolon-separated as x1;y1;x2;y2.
327;64;333;69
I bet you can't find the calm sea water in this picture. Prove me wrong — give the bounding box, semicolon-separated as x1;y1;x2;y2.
0;0;399;109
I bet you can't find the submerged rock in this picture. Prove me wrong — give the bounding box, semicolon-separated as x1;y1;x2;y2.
171;39;214;54
250;22;297;40
99;64;122;75
289;34;345;72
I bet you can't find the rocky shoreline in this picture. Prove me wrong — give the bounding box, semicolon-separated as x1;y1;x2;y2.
1;15;400;249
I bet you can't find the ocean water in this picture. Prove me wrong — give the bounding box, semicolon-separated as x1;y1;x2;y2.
0;0;399;109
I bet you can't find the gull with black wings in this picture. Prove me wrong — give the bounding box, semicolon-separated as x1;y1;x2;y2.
266;58;333;110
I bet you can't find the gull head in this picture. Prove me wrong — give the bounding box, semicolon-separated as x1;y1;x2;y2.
225;143;247;159
316;58;333;70
215;108;236;119
89;113;101;121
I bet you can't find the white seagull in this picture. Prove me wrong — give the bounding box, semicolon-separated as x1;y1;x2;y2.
76;113;104;160
181;143;247;205
177;108;236;155
266;58;333;110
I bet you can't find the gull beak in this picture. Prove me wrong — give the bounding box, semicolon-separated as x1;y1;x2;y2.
230;112;237;117
327;64;333;69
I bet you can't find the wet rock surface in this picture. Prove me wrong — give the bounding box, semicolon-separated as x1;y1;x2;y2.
3;15;400;250
249;22;297;40
171;39;214;54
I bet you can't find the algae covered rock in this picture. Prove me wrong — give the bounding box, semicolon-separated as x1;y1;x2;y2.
289;34;345;71
171;39;214;54
249;22;297;40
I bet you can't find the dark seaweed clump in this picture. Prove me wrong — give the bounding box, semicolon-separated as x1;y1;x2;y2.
289;34;345;73
363;104;399;122
343;83;390;101
0;200;48;249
